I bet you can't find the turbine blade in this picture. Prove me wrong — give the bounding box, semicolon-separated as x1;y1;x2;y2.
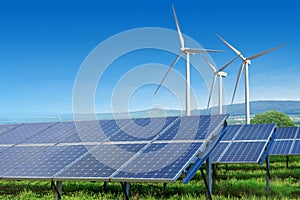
216;33;243;58
199;54;217;72
247;45;286;60
172;5;184;49
207;75;217;109
217;55;239;72
187;48;224;53
154;53;182;94
231;62;245;104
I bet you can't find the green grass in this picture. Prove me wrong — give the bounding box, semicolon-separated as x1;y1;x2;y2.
0;156;299;199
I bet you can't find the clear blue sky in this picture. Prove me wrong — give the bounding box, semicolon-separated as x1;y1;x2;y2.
0;0;299;114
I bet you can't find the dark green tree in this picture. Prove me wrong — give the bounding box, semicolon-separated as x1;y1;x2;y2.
251;110;295;127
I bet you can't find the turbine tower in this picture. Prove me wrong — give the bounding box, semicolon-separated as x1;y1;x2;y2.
216;34;284;124
201;55;238;114
154;5;222;116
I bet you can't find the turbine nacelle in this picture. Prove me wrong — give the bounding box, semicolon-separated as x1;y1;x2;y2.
245;59;251;65
216;71;227;77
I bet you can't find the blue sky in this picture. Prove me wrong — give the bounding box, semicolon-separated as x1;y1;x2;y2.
0;0;299;114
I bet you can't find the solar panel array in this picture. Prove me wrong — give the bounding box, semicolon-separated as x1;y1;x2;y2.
269;127;300;155
211;124;276;164
0;114;228;183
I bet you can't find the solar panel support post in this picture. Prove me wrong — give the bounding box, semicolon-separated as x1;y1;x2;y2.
286;156;289;168
121;182;130;200
206;157;212;198
103;182;108;192
212;164;217;187
266;155;270;193
51;180;62;200
163;183;167;192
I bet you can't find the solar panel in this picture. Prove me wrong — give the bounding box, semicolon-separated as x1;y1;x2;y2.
108;117;177;141
296;128;300;139
111;142;203;182
55;144;145;181
0;146;48;176
0;146;13;153
0;124;20;135
157;115;227;141
269;127;300;156
234;124;275;140
212;124;276;164
220;142;266;163
269;140;293;155
275;127;298;139
210;142;229;163
22;122;78;144
221;125;242;141
3;145;89;179
291;140;300;154
0;122;54;144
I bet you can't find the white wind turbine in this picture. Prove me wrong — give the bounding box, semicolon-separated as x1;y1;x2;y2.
154;5;222;116
201;55;238;114
216;34;285;124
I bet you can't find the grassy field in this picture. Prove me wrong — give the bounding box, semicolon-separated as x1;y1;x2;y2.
0;156;299;199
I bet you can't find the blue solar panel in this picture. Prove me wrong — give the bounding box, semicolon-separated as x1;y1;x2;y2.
296;128;300;139
291;140;300;154
3;145;89;179
276;127;298;139
269;140;293;155
157;115;227;141
0;146;48;176
0;146;13;153
0;123;54;144
108;117;177;141
220;142;266;163
55;144;145;180
22;122;77;144
112;142;203;182
221;125;242;141
234;124;275;140
210;142;229;163
0;124;20;135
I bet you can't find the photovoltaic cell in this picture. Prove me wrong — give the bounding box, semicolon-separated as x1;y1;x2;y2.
3;145;89;179
269;140;293;155
220;142;266;163
112;142;203;182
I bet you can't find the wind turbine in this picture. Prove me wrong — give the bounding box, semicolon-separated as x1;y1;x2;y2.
201;55;238;114
154;5;222;116
216;34;285;124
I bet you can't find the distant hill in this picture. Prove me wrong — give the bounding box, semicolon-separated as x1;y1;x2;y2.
199;100;300;116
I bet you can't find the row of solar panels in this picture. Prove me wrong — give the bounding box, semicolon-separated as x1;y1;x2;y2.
0;115;297;184
0;115;227;183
